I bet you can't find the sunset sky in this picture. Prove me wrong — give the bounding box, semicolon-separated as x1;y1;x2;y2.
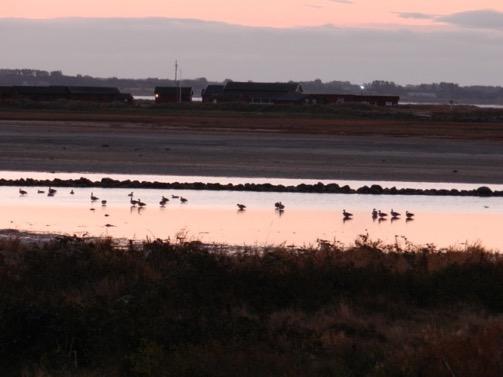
1;0;503;28
1;2;503;83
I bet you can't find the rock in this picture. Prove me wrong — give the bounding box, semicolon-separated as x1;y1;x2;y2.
476;186;493;197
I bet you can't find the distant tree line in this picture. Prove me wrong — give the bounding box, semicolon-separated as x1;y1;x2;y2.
2;69;503;104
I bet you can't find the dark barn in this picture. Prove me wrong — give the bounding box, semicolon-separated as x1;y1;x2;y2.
217;82;303;104
201;85;225;103
154;87;193;103
201;82;398;106
0;86;133;103
67;86;133;103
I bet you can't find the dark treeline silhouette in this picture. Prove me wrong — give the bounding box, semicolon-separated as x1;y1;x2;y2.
2;69;503;104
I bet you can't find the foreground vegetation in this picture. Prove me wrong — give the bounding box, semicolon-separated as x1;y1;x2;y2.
1;235;503;377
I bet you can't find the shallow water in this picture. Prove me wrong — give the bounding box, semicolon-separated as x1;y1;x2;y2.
1;186;503;249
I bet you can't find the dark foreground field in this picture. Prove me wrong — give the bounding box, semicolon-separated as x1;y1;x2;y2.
1;235;503;377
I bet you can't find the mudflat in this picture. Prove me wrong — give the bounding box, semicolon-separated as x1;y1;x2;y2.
1;114;503;183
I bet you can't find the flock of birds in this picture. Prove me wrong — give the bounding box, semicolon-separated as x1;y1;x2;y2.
342;208;415;222
17;188;416;221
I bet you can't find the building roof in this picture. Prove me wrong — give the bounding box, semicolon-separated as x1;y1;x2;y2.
223;82;302;94
0;87;14;95
67;86;120;95
203;85;225;96
155;87;193;95
13;86;69;95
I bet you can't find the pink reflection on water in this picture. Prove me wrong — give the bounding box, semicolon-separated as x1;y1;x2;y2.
2;203;503;250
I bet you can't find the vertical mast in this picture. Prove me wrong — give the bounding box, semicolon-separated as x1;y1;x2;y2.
175;60;181;104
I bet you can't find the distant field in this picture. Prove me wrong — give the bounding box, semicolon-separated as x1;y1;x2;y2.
1;102;503;182
2;103;503;140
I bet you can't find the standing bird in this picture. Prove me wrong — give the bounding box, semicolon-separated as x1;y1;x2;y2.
128;192;134;197
343;209;353;219
160;196;169;207
19;188;27;196
372;208;378;219
130;197;139;206
406;211;415;219
180;197;188;203
90;192;99;202
237;204;246;211
275;202;285;211
390;209;401;218
378;210;388;219
70;190;75;195
137;199;146;207
48;187;57;196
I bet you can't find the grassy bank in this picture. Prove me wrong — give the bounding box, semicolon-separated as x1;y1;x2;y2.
1;236;503;376
1;99;503;123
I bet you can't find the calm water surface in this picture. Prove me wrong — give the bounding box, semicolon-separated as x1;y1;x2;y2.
1;185;503;249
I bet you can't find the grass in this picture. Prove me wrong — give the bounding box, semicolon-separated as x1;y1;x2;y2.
2;98;503;123
1;235;503;376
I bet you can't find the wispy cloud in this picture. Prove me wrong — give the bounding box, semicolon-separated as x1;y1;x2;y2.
438;10;503;30
396;12;434;20
329;0;354;4
396;9;503;31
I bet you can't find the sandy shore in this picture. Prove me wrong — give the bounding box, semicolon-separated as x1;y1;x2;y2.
1;117;503;183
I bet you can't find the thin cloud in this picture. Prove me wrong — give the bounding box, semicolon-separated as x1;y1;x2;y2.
396;12;435;20
438;9;503;30
329;0;354;4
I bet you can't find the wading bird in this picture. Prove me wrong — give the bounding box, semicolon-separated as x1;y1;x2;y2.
19;188;27;196
372;208;378;219
343;209;353;219
237;203;246;211
90;193;99;202
378;210;388;219
391;209;401;218
180;197;188;203
406;211;415;219
275;202;285;211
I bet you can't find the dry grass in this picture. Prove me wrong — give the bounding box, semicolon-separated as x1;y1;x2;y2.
1;235;503;376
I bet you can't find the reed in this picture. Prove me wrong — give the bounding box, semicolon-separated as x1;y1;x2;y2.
1;235;502;376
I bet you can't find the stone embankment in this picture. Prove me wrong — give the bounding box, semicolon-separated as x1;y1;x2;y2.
0;177;501;197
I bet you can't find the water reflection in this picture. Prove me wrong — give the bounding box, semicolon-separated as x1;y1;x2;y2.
1;186;502;249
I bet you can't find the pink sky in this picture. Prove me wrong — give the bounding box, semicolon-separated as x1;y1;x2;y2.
1;0;502;27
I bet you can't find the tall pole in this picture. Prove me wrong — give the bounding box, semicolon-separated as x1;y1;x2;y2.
175;60;181;104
